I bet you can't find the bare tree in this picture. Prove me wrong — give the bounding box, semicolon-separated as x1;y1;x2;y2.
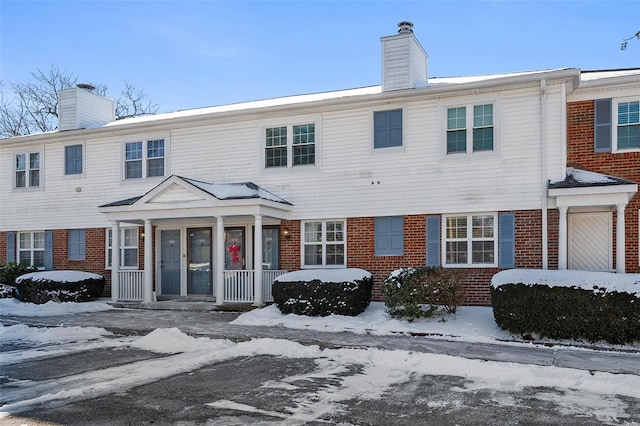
621;30;640;50
0;66;159;138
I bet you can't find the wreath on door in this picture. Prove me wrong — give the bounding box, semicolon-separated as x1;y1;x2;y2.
227;244;240;263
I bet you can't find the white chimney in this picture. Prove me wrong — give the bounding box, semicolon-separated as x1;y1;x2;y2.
57;84;115;131
380;21;428;92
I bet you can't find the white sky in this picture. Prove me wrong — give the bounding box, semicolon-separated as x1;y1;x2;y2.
2;1;639;112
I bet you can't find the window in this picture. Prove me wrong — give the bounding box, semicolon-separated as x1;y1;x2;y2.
374;109;402;149
15;152;40;188
65;145;83;175
302;220;345;267
446;104;494;154
18;231;45;268
444;214;497;266
265;123;316;168
617;100;639;149
124;139;165;179
68;229;86;261
375;217;404;256
106;228;139;268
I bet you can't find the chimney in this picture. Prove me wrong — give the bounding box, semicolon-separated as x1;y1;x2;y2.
57;83;115;131
380;21;428;92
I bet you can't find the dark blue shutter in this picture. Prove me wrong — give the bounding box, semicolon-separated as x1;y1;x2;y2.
594;99;612;152
68;229;86;260
6;232;16;263
374;109;403;148
498;213;515;269
426;216;440;267
44;231;53;270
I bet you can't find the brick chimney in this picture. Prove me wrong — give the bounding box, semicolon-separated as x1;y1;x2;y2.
380;21;428;92
57;84;115;131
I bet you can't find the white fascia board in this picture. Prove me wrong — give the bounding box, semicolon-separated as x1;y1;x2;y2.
551;187;638;208
549;183;637;199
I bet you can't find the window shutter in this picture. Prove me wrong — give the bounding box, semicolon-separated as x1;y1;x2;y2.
375;217;391;255
44;231;53;270
68;229;86;260
498;213;515;269
594;99;612;152
389;217;404;255
426;216;440;267
6;232;16;263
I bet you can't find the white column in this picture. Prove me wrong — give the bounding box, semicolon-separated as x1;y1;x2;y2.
143;219;153;303
111;221;120;302
215;216;225;305
616;204;626;273
558;206;568;270
253;214;263;307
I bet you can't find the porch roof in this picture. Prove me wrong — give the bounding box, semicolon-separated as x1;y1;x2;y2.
548;167;637;207
99;175;293;222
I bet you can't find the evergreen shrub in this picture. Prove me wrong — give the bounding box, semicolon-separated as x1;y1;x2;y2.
491;283;640;344
383;267;466;320
14;271;105;304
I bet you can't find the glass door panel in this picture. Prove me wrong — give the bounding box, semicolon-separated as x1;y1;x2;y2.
188;228;212;295
224;228;245;270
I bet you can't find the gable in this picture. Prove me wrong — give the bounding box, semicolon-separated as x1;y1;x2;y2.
146;183;207;204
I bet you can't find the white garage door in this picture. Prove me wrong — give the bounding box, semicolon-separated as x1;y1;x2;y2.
568;212;612;271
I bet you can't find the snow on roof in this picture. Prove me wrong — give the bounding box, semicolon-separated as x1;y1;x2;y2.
491;269;640;297
275;268;372;283
15;271;103;283
549;167;635;189
581;68;640;82
183;177;291;204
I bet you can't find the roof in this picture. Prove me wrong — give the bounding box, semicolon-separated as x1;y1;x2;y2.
549;167;637;189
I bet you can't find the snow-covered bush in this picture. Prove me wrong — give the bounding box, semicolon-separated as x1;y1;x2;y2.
0;262;39;287
383;267;466;320
14;271;105;304
272;269;373;317
0;283;18;299
491;269;640;344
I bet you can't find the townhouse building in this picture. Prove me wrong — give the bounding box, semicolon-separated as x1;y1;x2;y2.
1;23;638;306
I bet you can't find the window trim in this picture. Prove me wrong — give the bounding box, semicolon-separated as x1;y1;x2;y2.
439;97;501;160
13;150;43;189
442;213;498;268
17;231;46;269
612;97;640;153
261;116;321;171
300;219;346;268
106;227;139;269
121;135;169;181
64;144;84;176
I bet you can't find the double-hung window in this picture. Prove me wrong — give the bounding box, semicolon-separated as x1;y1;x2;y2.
595;98;640;152
265;123;316;168
444;214;497;266
124;139;165;179
106;228;139;268
302;220;345;267
617;100;639;149
65;145;83;175
374;109;403;149
446;103;494;154
15;152;41;188
18;231;45;268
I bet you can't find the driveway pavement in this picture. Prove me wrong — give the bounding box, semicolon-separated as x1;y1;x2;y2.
3;305;639;376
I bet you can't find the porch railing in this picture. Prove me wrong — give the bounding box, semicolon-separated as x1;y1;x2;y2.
223;269;287;303
117;270;144;302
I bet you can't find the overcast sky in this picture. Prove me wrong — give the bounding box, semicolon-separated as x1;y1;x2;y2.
1;1;638;113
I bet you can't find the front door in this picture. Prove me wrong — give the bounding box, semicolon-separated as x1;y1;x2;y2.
160;230;181;295
568;212;612;271
188;228;212;295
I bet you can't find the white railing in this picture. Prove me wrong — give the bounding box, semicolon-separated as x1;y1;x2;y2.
223;269;287;303
118;270;144;302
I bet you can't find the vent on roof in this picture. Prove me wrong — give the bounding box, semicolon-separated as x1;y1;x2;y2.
76;83;95;91
397;21;414;34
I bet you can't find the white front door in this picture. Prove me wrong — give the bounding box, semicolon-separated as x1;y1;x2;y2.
568;212;612;271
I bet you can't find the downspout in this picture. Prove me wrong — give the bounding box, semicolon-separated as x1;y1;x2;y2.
540;79;549;269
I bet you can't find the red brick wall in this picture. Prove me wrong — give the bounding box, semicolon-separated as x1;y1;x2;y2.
567;100;639;273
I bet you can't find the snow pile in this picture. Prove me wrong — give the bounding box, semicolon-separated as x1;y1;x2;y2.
491;269;640;296
275;268;371;283
15;270;103;283
0;298;113;317
0;323;113;344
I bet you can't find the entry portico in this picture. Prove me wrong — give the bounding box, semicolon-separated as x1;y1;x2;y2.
99;175;293;305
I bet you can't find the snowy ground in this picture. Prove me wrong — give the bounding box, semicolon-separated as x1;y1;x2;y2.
1;299;640;423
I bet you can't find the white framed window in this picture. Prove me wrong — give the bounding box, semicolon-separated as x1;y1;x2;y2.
18;231;45;268
123;138;166;180
443;213;497;267
440;98;500;158
263;118;319;169
14;151;41;188
615;98;639;151
301;220;346;267
106;228;139;269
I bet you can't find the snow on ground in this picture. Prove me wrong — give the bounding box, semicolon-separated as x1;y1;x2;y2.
0;298;113;317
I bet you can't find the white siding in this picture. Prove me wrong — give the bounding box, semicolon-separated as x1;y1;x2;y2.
381;34;427;92
58;88;114;131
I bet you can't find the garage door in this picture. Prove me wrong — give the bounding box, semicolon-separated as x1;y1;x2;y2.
568;212;612;271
